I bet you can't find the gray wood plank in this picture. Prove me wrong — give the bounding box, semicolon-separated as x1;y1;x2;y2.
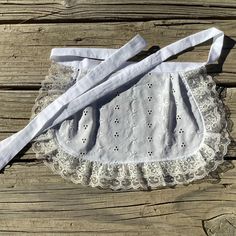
0;0;235;23
0;5;234;235
0;160;234;235
0;21;235;88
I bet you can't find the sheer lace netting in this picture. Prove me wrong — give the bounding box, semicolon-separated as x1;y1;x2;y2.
30;62;231;190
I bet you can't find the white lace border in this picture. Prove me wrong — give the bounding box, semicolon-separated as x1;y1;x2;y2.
30;63;231;190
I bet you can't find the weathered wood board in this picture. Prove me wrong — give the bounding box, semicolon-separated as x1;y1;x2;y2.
0;21;235;88
0;0;236;23
0;1;235;235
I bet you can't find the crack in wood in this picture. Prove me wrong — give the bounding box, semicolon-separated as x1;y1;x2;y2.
203;213;236;236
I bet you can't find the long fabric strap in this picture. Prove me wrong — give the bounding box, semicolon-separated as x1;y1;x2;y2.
0;27;224;170
50;27;223;66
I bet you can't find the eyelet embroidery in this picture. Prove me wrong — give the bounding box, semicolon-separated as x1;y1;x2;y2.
83;110;88;116
181;142;186;147
147;109;152;115
83;124;88;129
147;83;153;88
114;146;119;151
147;123;152;128
114;118;119;124
147;96;152;102
178;128;184;134
177;115;181;120
114;132;119;137
114;105;120;110
147;137;152;142
82;138;87;143
148;151;153;156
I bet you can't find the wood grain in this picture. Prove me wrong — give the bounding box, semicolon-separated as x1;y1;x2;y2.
0;1;235;235
0;160;234;235
0;0;235;23
0;21;235;89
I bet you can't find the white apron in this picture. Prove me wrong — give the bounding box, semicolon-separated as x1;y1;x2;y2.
0;27;231;190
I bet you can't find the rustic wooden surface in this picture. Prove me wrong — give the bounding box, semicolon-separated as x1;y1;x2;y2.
0;1;235;235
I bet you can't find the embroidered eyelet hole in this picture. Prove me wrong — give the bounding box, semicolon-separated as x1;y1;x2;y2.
181;142;186;147
83;124;88;129
148;96;152;102
147;109;152;115
83;110;88;115
114;118;119;124
114;146;119;151
170;75;174;80
148;72;152;76
82;138;87;143
147;83;153;88
114;132;119;137
172;88;175;93
177;115;181;120
178;128;184;134
148;151;153;156
147;137;152;142
116;92;120;96
147;123;152;128
114;105;120;110
80;152;86;156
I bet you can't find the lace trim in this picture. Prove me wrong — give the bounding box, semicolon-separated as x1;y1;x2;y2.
30;63;231;190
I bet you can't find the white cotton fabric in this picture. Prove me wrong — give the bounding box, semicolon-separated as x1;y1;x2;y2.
55;61;205;164
0;27;231;190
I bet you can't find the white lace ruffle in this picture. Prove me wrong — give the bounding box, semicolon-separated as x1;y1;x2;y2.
30;63;231;190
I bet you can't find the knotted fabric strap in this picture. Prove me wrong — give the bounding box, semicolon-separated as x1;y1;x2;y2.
0;27;224;170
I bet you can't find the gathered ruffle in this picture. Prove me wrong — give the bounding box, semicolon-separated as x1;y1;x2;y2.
30;63;231;190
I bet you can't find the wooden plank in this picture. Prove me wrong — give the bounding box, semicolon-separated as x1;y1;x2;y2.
0;10;234;235
0;160;235;235
0;21;235;88
0;0;236;23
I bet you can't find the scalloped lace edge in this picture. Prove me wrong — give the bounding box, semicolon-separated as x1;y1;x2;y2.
30;63;231;191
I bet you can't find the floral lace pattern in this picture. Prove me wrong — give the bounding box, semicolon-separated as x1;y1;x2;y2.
30;62;231;190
